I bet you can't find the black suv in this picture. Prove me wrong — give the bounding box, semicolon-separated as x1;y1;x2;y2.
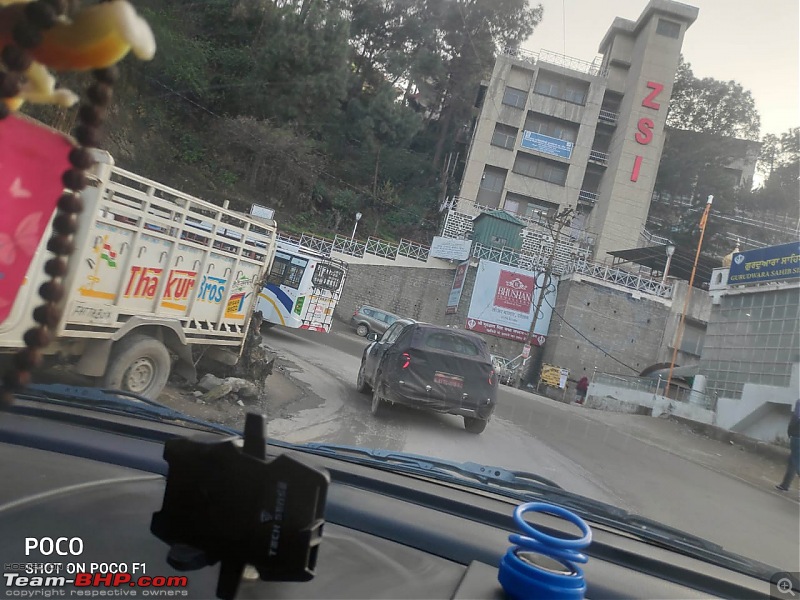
356;320;498;433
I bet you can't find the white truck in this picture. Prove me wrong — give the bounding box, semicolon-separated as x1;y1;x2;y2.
0;151;277;399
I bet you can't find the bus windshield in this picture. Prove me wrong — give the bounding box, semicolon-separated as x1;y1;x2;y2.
267;252;307;289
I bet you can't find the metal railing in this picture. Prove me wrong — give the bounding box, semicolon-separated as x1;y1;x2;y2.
365;237;398;259
640;228;672;246
588;149;609;166
398;239;431;261
440;204;671;298
593;373;715;409
598;109;619;125
578;190;598;204
502;47;607;77
332;235;366;258
570;261;673;298
300;233;334;255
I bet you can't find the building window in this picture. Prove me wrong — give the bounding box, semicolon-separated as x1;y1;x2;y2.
502;86;528;109
524;112;579;143
505;192;558;217
477;165;507;207
656;18;681;38
533;70;589;106
491;123;518;150
491;235;509;247
512;152;568;186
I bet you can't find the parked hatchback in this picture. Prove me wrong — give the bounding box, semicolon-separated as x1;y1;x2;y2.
356;321;498;433
350;305;401;337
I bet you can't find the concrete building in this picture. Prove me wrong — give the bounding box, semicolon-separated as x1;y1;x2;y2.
701;248;800;443
456;0;698;261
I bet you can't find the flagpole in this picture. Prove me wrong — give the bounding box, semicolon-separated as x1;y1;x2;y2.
666;195;713;395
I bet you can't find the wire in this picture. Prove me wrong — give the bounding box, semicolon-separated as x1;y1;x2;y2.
542;295;639;374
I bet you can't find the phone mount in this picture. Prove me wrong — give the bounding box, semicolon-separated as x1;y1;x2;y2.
151;413;329;600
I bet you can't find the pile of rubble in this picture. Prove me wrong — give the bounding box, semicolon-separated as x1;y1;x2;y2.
194;374;261;405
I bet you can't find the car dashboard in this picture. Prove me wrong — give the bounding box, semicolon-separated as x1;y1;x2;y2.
0;401;774;599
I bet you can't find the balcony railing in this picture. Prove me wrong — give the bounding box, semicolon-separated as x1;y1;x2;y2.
578;190;598;204
502;47;607;77
640;228;672;246
571;261;673;298
598;109;619;126
588;149;609;166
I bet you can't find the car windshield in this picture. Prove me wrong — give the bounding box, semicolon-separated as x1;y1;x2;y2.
2;0;798;582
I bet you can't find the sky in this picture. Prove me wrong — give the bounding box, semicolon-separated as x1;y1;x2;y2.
523;0;799;138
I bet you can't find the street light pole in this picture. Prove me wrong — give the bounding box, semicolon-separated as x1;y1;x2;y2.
661;243;676;287
517;207;575;389
351;212;362;241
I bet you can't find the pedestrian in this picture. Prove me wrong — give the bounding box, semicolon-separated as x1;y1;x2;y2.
775;399;800;492
575;376;589;405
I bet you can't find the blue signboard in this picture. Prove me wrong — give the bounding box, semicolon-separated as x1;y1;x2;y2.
520;130;573;159
728;241;800;285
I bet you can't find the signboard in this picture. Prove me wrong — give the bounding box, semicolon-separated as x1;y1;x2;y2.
728;242;800;285
522;344;531;359
250;204;275;220
430;236;472;261
464;259;556;342
520;130;573;159
541;364;569;389
446;260;469;315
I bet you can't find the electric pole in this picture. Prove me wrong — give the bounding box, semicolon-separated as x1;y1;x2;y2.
517;207;575;389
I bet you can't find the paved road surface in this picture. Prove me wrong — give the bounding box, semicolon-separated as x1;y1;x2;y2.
261;324;799;574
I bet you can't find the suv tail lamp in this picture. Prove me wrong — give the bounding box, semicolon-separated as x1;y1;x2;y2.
401;352;411;369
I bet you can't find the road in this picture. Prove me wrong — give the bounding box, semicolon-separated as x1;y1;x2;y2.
261;324;799;574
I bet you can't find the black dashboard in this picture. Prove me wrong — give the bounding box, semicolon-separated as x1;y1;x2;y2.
0;401;775;599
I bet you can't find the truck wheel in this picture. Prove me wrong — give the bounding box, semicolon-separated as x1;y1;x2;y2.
102;334;171;400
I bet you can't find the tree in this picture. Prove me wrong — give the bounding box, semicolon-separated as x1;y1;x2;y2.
756;127;799;218
666;57;760;141
429;0;543;169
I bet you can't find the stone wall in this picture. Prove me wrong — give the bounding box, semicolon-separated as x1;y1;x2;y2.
335;261;530;359
542;276;671;379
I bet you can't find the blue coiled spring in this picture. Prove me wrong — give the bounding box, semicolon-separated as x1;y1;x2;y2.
498;502;593;600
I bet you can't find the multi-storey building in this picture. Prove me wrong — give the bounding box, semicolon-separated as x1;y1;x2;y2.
454;0;698;261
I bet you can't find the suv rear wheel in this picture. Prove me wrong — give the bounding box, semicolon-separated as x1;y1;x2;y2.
356;323;369;337
356;361;371;393
464;417;487;434
371;379;387;416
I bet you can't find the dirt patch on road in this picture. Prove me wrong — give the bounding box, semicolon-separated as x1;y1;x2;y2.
157;361;309;430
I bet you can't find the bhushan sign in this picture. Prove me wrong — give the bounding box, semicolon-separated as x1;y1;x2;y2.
630;81;665;183
465;260;556;343
494;270;534;311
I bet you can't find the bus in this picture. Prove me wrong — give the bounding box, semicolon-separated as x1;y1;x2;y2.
255;240;348;332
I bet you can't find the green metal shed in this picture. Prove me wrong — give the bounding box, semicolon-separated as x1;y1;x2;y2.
472;210;525;251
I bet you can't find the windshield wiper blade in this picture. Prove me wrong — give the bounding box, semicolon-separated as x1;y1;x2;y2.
296;442;777;576
303;442;564;490
16;384;240;436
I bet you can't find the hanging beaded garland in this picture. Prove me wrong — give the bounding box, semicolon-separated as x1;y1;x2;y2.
0;0;155;405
